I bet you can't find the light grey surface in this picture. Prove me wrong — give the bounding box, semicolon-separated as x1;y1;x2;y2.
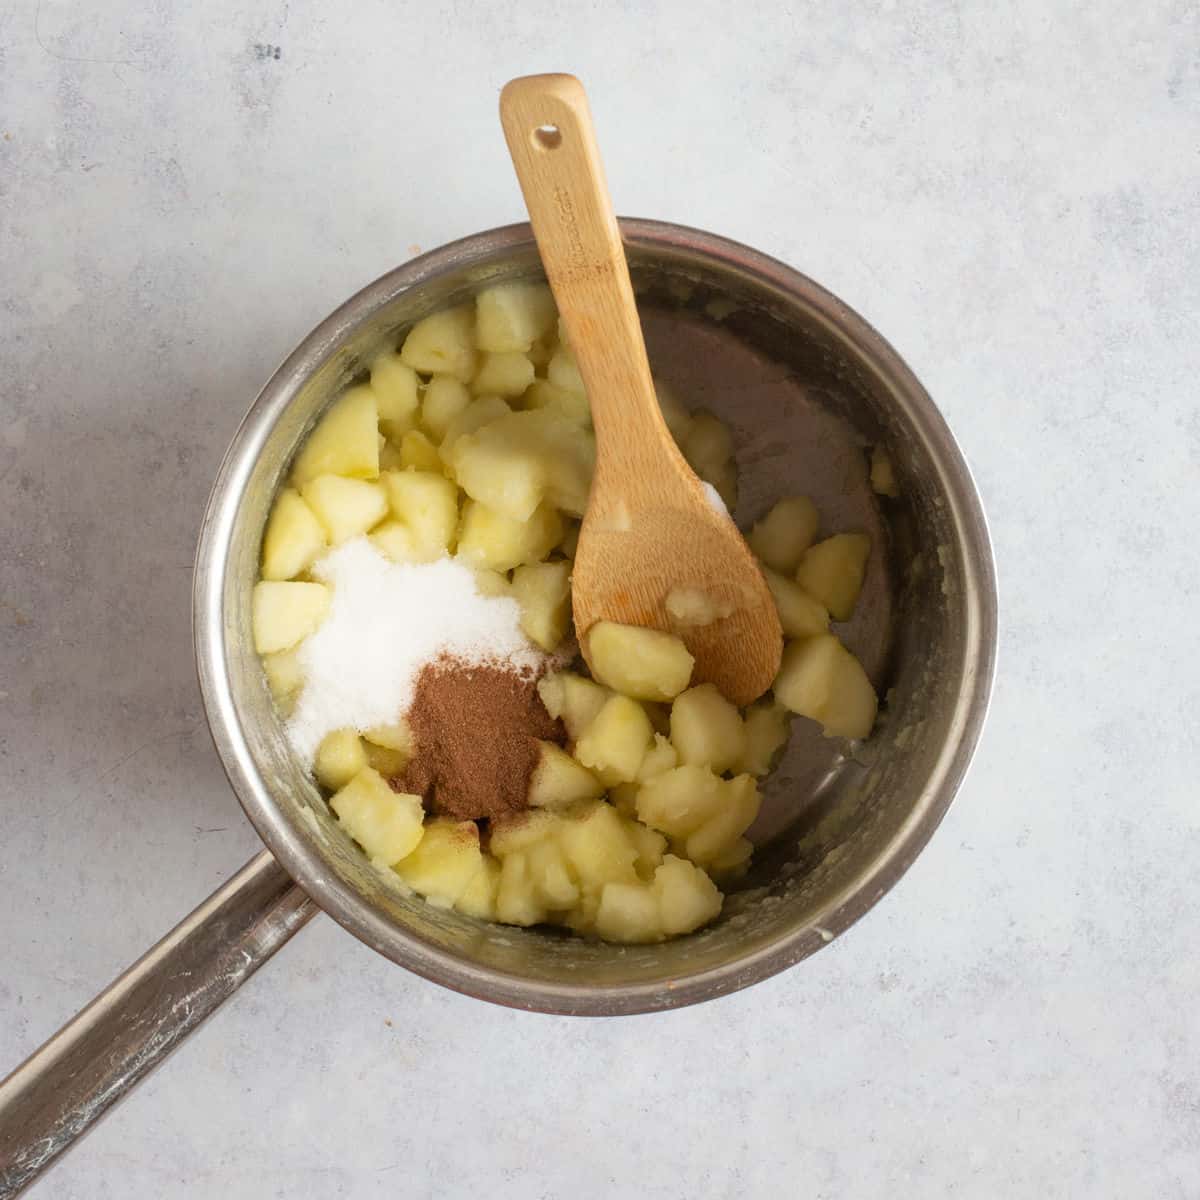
0;1;1196;1196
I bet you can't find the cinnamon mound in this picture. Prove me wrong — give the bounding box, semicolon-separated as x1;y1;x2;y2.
398;656;564;822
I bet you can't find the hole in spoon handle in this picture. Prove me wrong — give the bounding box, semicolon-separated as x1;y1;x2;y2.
500;73;662;439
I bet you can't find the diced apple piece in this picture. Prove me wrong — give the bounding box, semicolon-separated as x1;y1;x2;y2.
299;476;388;545
763;567;831;638
447;409;595;522
382;469;458;559
634;764;725;838
655;378;693;443
370;520;420;564
527;741;604;809
369;352;420;438
820;652;879;741
547;344;584;394
329;767;424;865
261;489;327;581
511;560;570;651
622;816;668;880
564;890;601;936
363;720;414;755
709;836;753;879
637;733;678;782
774;634;878;739
586;622;695;702
475;281;557;353
773;635;840;722
595;881;663;943
314;728;367;791
456;500;563;572
525;838;579;909
421;376;472;443
682;411;733;478
538;418;595;518
291;386;379;484
738;701;790;776
522;379;591;427
261;646;305;712
795;533;871;621
471;351;535;398
438;395;511;458
393;819;484;908
399;304;477;382
252;581;330;653
574;695;653;786
490;809;561;857
676;405;737;506
653;855;723;936
669;683;746;773
870;446;900;497
360;724;412;777
455;854;500;920
362;741;408;778
399;429;442;472
446;421;544;522
684;774;761;866
495;850;548;926
748;496;820;572
557;802;639;890
537;671;611;741
473;568;511;598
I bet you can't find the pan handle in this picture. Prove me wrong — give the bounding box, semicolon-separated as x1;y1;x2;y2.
0;849;316;1197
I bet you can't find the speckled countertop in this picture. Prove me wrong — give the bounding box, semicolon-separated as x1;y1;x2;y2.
2;3;1198;1197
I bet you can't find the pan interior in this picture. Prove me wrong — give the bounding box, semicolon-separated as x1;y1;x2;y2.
211;232;984;1011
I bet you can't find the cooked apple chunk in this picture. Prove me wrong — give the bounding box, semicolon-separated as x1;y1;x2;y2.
291;386;380;484
252;581;330;654
586;622;694;703
330;768;424;865
795;533;871;621
774;634;877;740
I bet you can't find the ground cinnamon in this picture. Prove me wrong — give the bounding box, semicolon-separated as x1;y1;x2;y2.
397;656;564;822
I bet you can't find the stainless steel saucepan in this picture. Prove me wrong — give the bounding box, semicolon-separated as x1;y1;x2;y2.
0;220;997;1196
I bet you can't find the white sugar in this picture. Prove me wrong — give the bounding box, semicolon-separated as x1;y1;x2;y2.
701;482;728;515
286;538;544;764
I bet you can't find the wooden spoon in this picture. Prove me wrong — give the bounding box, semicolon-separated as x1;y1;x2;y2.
500;74;781;707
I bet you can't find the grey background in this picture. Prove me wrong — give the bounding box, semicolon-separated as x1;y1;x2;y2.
2;1;1198;1196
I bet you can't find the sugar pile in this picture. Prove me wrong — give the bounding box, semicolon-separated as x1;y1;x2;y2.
701;481;728;516
287;538;544;763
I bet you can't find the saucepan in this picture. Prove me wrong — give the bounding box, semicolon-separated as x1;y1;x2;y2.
0;220;997;1196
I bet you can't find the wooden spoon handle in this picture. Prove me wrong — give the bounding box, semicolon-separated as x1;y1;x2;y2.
500;74;662;442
